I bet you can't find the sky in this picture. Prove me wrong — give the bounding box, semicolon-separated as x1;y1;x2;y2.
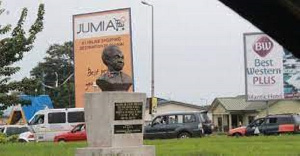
1;0;260;105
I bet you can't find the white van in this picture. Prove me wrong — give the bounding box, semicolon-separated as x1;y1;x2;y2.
28;108;84;142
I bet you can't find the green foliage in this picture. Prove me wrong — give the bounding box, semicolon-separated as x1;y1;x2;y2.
0;2;44;110
30;41;75;108
0;133;6;143
6;135;19;143
0;133;19;144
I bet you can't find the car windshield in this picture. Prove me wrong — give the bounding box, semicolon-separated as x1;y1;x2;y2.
249;118;265;127
29;114;44;125
72;124;84;132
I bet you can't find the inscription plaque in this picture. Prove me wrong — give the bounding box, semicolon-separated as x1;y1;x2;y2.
114;102;143;120
114;124;143;134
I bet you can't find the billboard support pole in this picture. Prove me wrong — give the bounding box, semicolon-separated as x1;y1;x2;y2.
266;101;269;116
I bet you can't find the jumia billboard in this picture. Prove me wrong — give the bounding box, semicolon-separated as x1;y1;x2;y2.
73;8;134;108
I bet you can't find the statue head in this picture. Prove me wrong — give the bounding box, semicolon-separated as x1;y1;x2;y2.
102;45;124;72
97;45;132;91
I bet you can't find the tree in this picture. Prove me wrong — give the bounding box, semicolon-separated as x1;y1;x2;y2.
30;41;74;108
0;2;45;110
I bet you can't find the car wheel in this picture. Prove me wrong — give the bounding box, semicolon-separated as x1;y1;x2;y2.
234;133;241;137
18;139;27;143
178;132;191;139
58;139;65;143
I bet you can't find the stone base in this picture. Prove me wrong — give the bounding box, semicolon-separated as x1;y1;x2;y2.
75;145;156;156
84;92;146;147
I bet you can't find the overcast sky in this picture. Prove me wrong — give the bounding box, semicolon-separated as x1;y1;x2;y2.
1;0;260;105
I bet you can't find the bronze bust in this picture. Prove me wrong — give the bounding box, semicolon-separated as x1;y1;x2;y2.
96;45;132;91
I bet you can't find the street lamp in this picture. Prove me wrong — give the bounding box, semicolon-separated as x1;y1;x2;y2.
141;1;155;98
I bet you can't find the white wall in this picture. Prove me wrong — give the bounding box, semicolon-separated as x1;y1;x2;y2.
144;104;201;122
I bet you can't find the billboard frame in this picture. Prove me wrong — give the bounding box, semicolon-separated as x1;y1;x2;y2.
243;32;300;102
72;8;135;108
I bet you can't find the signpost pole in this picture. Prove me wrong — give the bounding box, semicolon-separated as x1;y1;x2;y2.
266;101;269;116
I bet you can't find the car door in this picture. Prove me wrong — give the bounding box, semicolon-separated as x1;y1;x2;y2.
164;115;182;138
74;124;86;141
144;116;167;139
245;118;265;136
261;117;279;135
77;131;86;141
29;114;46;141
66;124;83;141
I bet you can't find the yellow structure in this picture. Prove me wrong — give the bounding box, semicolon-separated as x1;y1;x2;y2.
6;106;27;125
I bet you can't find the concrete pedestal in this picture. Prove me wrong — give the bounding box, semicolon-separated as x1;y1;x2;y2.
75;92;155;156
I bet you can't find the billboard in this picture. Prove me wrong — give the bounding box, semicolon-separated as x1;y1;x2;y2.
73;8;134;108
244;33;300;101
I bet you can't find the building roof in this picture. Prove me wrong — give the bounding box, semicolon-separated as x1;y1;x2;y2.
146;97;208;111
159;100;208;110
210;95;273;112
216;97;266;111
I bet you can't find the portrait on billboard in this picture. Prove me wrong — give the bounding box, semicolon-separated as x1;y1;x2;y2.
96;45;132;91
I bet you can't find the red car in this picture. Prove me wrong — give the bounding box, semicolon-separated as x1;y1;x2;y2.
54;124;86;142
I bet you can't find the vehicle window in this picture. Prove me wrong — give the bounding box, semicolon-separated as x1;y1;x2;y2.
152;116;162;125
200;113;210;122
68;111;85;123
167;115;183;124
29;114;44;125
6;127;19;136
278;117;293;124
168;115;176;124
293;116;300;124
184;114;196;123
153;116;160;123
19;127;29;133
267;118;278;124
249;118;265;127
81;125;86;131
0;127;4;133
48;112;66;124
72;124;84;133
153;116;167;125
177;115;183;124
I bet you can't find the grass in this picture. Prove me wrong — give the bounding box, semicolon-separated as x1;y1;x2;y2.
1;135;300;156
146;135;300;156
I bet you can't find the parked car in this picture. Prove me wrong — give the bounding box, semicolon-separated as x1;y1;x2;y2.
28;108;84;142
228;114;300;137
0;125;30;136
54;123;86;142
144;111;212;139
18;131;35;142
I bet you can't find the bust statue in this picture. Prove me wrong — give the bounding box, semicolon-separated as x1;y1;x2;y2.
96;45;132;91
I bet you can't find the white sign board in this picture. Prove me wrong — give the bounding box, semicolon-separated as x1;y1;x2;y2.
244;33;300;101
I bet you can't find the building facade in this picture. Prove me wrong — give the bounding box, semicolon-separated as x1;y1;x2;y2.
144;98;208;123
209;95;300;132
